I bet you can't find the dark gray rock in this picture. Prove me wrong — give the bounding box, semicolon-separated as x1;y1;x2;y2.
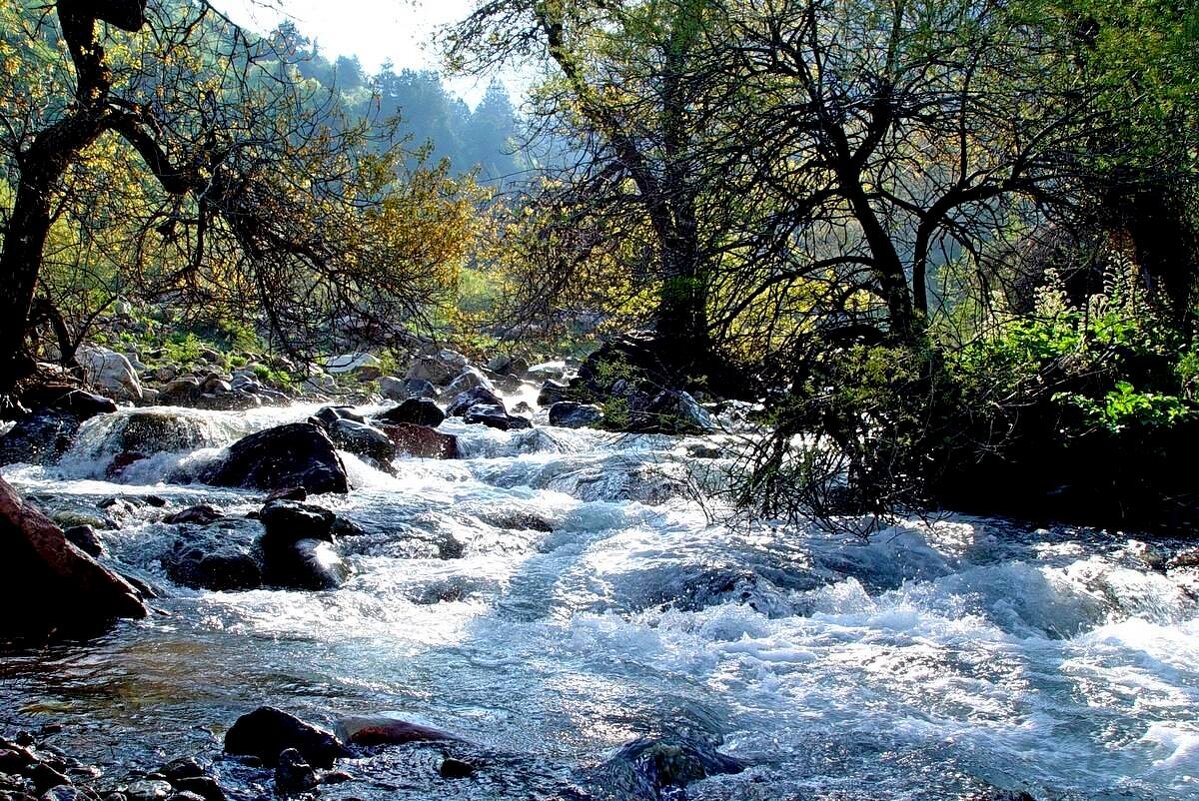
0;411;80;466
591;737;745;800
259;500;336;542
313;406;365;427
548;402;604;429
327;419;396;467
63;525;103;558
224;707;350;769
163;505;223;526
163;537;263;592
446;386;504;418
259;536;348;591
537;379;570;407
199;423;348;495
273;750;316;796
377;424;459;459
159;758;204;783
375;398;445;428
55;390;117;419
169;778;223;801
439;758;475;779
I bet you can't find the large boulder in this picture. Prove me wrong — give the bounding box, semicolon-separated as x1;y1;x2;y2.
77;345;143;402
378;423;459;459
199;423;348;495
375;398;445;428
158;378;202;406
0;476;147;636
224;707;350;768
0;410;80;466
109;411;210;454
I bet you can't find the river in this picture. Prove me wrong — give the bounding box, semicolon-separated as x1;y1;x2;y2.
2;401;1197;800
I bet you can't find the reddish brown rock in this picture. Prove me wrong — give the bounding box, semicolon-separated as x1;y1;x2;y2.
378;423;459;460
0;476;147;636
333;715;458;746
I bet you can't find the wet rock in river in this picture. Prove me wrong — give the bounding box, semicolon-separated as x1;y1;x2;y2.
333;715;458;747
327;419;396;469
259;532;348;591
53;389;118;419
265;487;307;503
259;500;336;542
0;410;81;466
537;379;570;407
630;390;717;434
224;707;350;768
591;736;745;800
439;758;475;779
159;758;204;783
164;540;262;592
445;385;504;418
124;779;173;801
313;405;365;427
379;376;438;402
63;525;103;558
108;411;210;455
548;401;604;429
273;749;317;796
163;505;224;526
375;398;445;428
378;423;458;459
0;476;148;636
445;367;494;397
168;778;222;801
199;423;348;495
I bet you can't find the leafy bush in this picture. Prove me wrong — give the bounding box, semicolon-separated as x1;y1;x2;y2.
741;255;1199;530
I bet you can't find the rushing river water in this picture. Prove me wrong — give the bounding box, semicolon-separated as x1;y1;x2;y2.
2;401;1198;800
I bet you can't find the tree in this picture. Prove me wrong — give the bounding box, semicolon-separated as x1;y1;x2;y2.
449;0;750;377
0;0;479;407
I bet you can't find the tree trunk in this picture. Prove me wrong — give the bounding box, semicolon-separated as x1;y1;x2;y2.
0;118;106;395
0;6;113;398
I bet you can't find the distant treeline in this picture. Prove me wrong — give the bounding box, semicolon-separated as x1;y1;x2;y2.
273;22;531;186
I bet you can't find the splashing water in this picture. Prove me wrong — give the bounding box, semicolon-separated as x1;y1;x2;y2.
2;402;1198;800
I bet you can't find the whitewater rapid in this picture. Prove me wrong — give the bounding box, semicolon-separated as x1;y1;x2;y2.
2;403;1197;800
